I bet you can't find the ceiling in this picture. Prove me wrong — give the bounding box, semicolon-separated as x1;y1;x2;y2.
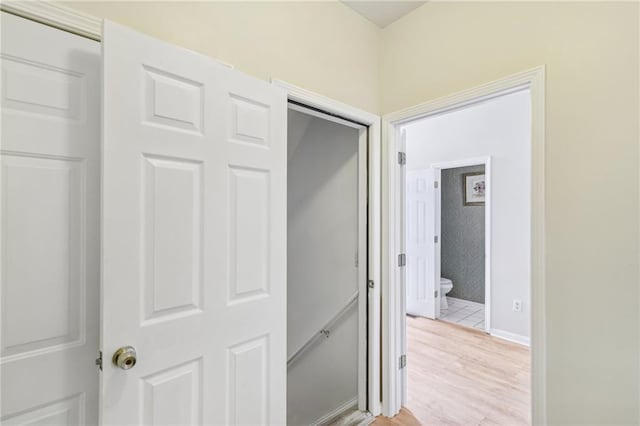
341;1;427;28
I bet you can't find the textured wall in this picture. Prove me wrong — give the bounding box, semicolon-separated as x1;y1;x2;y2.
441;165;485;304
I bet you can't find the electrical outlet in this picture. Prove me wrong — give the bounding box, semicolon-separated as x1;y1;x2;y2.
512;299;522;312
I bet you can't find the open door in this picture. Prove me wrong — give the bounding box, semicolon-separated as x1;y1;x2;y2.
1;13;100;425
101;21;286;424
405;168;438;319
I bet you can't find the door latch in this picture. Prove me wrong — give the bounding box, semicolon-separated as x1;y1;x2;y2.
95;351;103;371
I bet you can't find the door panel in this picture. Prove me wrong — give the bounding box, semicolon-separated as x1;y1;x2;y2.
0;12;100;424
142;156;203;323
101;20;286;424
406;169;437;319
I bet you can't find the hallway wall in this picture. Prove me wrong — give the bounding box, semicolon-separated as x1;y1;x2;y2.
59;1;380;113
382;3;639;421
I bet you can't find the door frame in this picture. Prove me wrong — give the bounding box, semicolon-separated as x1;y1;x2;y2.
285;100;369;419
272;80;382;416
430;156;492;331
381;66;546;422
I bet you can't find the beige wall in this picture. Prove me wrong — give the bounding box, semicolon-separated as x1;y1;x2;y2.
58;0;640;423
381;2;639;424
60;1;380;113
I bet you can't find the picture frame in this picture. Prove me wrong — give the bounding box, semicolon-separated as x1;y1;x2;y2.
463;172;486;206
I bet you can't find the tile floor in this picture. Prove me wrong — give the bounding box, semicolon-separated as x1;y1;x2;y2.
439;297;485;330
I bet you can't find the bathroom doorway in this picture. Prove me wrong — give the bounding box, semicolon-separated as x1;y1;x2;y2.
437;163;487;330
406;160;490;331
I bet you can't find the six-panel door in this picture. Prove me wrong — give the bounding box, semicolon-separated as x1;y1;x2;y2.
101;21;287;424
0;12;100;424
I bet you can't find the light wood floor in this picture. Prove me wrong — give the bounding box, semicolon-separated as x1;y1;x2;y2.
373;317;530;425
371;408;421;426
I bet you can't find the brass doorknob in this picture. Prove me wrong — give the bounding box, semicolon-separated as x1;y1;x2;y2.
112;346;137;370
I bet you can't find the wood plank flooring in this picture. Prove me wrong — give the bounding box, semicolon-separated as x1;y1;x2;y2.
373;317;530;425
371;408;421;426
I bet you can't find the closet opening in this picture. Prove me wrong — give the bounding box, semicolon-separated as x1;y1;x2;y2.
286;101;370;425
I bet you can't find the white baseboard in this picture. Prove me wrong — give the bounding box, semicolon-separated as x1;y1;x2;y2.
311;397;359;426
490;328;530;347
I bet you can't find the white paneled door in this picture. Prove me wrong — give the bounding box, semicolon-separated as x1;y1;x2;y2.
101;21;287;425
405;169;438;319
0;12;100;424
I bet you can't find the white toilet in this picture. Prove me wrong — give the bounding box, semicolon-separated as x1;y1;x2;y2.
440;277;454;310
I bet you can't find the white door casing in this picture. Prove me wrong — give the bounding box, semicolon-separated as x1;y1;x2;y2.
273;80;382;416
101;20;286;425
1;12;100;424
405;168;437;319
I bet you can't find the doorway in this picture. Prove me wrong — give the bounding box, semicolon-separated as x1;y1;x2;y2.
402;89;531;424
382;71;545;421
275;81;383;419
405;158;491;332
434;163;488;330
286;103;368;425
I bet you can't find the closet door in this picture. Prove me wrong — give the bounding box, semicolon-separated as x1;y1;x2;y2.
101;20;286;425
0;12;100;425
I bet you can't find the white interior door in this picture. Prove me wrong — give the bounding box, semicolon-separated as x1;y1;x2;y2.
101;21;286;425
405;169;437;319
1;12;100;424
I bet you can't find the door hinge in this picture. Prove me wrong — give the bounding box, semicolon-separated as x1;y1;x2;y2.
434;181;439;189
355;251;359;268
398;253;406;267
368;279;375;289
434;235;439;243
95;351;103;371
435;290;438;298
399;354;407;369
398;152;406;165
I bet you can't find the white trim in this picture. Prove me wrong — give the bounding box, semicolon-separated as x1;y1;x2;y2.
430;157;492;171
274;80;382;416
382;66;546;424
1;1;101;40
310;397;358;426
385;83;532;125
357;127;368;411
272;80;379;125
491;329;531;347
431;156;492;332
397;129;407;406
